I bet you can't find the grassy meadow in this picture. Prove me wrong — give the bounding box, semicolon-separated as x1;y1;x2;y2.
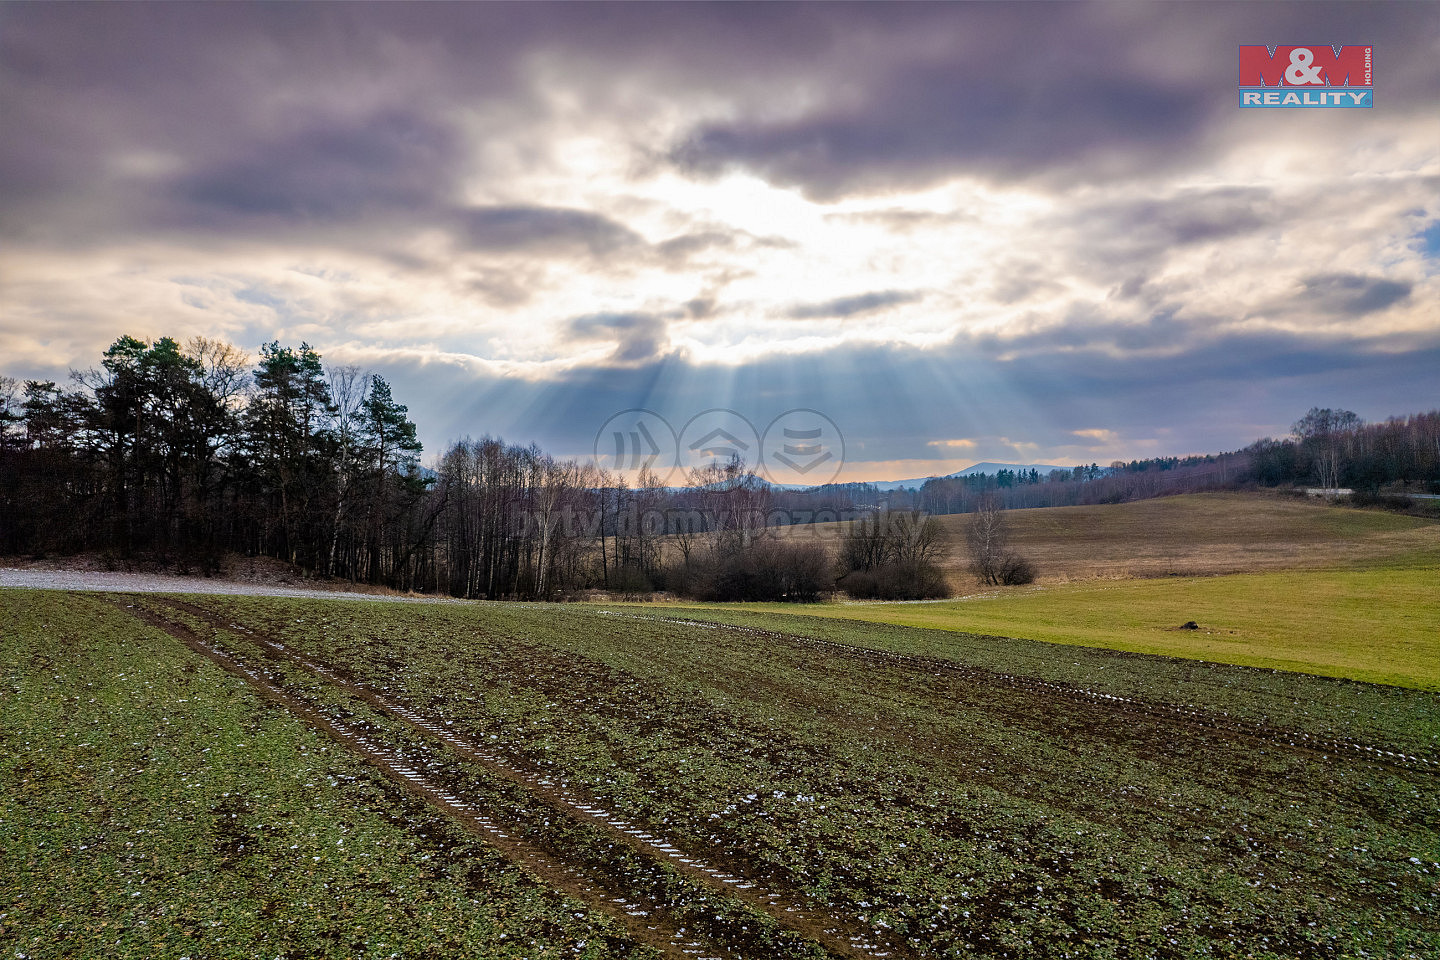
651;560;1440;689
691;493;1440;688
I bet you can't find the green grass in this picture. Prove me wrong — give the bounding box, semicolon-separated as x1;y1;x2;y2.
168;595;1440;958
752;493;1440;689
0;589;651;959
7;589;1439;958
645;558;1440;689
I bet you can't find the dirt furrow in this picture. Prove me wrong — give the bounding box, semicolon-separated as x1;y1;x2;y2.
602;612;1439;774
147;596;910;960
109;599;747;960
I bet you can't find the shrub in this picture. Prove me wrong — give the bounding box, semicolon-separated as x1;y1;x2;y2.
996;554;1036;585
840;561;951;600
838;508;950;600
965;497;1038;586
672;538;834;602
609;565;654;597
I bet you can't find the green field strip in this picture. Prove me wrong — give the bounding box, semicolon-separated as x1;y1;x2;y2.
643;560;1440;691
177;594;1440;959
0;589;649;960
146;595;900;960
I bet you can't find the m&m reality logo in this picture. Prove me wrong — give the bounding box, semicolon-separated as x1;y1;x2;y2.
1239;45;1372;108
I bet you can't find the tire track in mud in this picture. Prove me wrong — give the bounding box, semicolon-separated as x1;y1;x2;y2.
107;599;741;960
601;612;1439;775
144;596;913;960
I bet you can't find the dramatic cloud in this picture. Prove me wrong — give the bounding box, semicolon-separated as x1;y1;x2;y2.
2;2;1437;477
1299;274;1413;317
371;324;1440;481
786;291;922;320
671;4;1438;198
457;206;642;258
175;112;460;226
673;62;1214;198
567;311;672;364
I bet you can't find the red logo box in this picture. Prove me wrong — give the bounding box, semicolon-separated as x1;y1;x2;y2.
1239;45;1372;87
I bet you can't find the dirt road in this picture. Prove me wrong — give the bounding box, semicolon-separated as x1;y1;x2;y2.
0;568;448;601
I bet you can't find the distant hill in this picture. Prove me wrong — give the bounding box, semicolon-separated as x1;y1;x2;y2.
773;490;1438;583
869;462;1071;491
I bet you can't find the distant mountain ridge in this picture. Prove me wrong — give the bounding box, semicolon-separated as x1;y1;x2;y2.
868;462;1072;491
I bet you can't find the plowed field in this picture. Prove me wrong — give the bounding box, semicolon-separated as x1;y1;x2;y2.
4;589;1437;959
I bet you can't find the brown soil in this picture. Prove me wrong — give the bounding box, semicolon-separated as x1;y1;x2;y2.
616;612;1438;775
119;596;908;960
769;492;1440;588
109;599;721;960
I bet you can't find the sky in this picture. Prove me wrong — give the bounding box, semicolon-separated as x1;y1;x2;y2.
2;2;1437;485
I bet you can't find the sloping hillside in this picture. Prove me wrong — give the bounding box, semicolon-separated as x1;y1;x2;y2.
778;492;1439;584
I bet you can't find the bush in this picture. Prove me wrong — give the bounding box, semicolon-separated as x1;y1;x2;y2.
671;538;834;602
1349;489;1410;509
609;565;654;597
996;554;1036;585
838;508;951;599
840;561;951;600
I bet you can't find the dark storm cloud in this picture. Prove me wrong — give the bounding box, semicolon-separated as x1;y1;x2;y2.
1299;274;1414;316
567;311;671;363
673;63;1211;197
668;4;1439;198
786;290;923;320
175;112;459;225
6;2;1436;237
456;206;642;258
0;2;850;236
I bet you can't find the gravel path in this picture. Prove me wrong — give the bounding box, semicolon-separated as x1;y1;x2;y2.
0;568;453;602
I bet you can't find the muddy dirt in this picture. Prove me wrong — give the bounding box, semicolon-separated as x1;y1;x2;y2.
115;597;905;960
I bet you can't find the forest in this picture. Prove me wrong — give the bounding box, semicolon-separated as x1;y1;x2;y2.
2;336;1436;599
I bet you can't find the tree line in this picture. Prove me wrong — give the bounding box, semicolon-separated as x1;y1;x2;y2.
888;409;1438;516
0;335;946;600
1245;408;1440;495
0;336;430;585
3;337;1434;599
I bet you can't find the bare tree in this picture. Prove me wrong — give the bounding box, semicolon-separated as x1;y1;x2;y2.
327;364;368;575
188;337;250;409
1293;407;1362;492
965;495;1009;585
889;509;946;566
0;376;21;449
966;495;1035;586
